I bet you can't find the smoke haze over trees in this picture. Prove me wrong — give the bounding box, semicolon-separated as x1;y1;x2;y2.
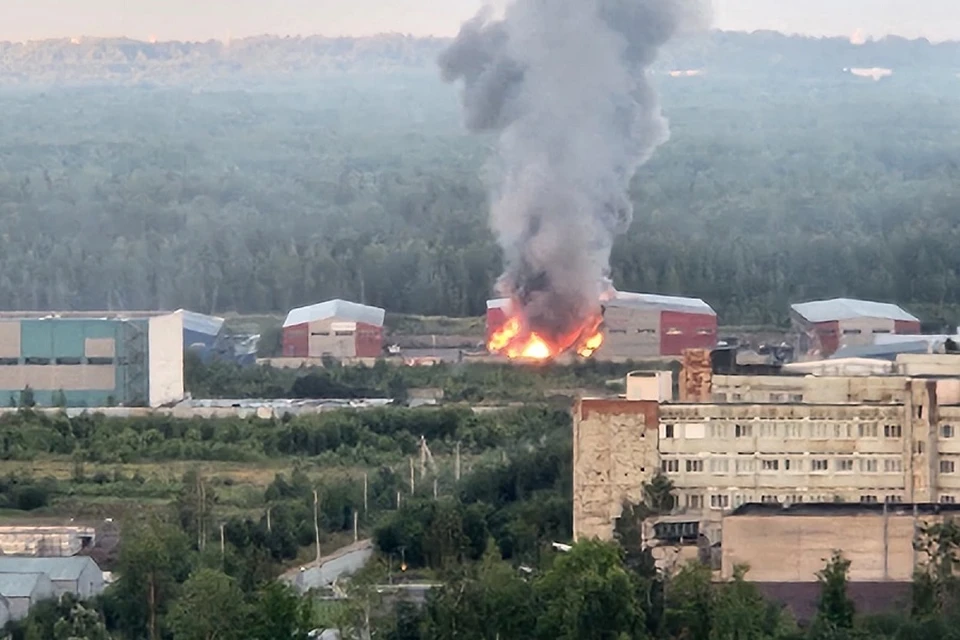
0;32;959;325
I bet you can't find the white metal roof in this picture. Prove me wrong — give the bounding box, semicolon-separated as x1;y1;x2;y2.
0;557;99;581
485;291;715;315
791;298;919;324
177;309;225;336
0;573;48;598
283;300;385;328
606;291;716;315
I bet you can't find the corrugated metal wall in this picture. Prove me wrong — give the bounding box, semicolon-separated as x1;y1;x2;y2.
660;311;718;356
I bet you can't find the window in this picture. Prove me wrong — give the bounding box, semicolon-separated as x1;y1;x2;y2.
837;458;854;472
873;329;891;334
884;459;903;473
713;393;727;402
941;460;956;474
665;328;683;336
709;424;727;438
785;495;804;504
916;441;925;454
87;357;114;365
696;328;714;336
941;496;957;504
735;424;753;438
859;459;878;473
310;331;330;337
710;494;730;509
843;329;862;335
769;393;786;402
811;459;829;472
731;393;743;401
24;357;50;365
636;328;656;334
761;495;779;503
662;459;679;473
790;394;804;402
0;358;18;366
686;459;704;473
608;329;627;334
735;458;756;473
761;459;779;471
859;423;878;438
885;495;903;504
334;330;353;337
760;423;777;438
884;424;903;438
709;458;729;473
55;357;82;365
663;424;675;439
860;495;879;503
943;425;955;439
687;494;704;509
787;423;802;439
785;458;803;472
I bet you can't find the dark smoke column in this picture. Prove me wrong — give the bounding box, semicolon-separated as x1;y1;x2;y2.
440;0;710;343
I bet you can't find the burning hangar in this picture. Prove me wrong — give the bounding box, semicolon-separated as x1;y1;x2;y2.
486;290;717;360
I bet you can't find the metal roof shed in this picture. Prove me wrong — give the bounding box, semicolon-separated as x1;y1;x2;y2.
791;298;919;323
0;572;54;620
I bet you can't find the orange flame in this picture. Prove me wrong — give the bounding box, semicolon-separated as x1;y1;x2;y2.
488;306;604;362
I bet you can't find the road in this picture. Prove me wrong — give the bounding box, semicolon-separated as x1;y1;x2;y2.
281;539;375;593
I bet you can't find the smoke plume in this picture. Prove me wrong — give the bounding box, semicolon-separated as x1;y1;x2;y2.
440;0;710;342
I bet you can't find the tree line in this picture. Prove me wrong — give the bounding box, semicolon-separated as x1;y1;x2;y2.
1;44;959;326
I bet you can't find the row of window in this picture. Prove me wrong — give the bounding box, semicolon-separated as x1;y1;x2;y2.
662;455;905;475
0;357;115;366
688;492;911;510
607;327;715;336
819;328;892;336
662;422;910;440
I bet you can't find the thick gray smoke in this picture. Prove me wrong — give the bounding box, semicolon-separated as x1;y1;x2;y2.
440;0;710;341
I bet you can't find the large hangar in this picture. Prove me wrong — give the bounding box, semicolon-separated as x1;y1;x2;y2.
486;291;717;359
282;299;385;360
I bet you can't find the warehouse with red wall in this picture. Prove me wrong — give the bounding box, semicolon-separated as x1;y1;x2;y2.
282;299;385;359
485;291;717;359
790;298;921;359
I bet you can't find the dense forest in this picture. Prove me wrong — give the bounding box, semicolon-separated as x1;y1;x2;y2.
1;33;959;325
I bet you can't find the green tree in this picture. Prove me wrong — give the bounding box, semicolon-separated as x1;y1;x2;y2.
534;540;645;640
248;581;314;640
108;516;194;640
809;551;856;639
167;569;248;640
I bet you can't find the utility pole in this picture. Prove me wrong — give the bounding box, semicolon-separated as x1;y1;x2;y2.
313;489;321;566
219;523;225;567
420;436;427;479
353;510;359;543
409;457;415;495
455;441;461;482
266;506;271;533
433;478;438;499
396;490;401;509
363;472;368;515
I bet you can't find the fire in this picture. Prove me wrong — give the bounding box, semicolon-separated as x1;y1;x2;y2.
488;306;604;362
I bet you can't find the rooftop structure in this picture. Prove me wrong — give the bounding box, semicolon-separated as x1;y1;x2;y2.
282;300;385;329
790;298;919;324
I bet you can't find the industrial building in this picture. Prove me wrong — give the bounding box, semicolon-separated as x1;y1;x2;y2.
572;349;960;545
180;309;225;355
791;297;920;359
0;556;104;620
282;300;385;360
0;311;183;408
486;291;717;359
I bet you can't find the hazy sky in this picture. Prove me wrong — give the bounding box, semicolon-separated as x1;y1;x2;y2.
3;0;960;43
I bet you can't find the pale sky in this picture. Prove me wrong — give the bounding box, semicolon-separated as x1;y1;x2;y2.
3;0;959;43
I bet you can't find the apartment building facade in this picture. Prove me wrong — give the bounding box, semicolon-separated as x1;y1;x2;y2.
573;371;960;543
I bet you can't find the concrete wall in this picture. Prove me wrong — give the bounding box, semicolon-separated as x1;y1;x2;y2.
626;371;673;401
712;375;910;404
600;307;661;360
573;399;659;541
147;312;184;407
307;318;358;359
722;510;938;582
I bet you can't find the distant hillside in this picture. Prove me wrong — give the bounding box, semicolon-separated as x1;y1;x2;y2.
0;31;958;86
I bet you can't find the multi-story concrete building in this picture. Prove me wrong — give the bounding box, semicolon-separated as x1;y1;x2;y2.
0;311;183;408
791;298;921;359
573;356;960;544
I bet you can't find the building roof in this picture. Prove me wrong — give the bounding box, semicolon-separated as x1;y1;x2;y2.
177;309;225;336
282;300;385;329
0;573;47;598
830;341;932;361
485;292;715;315
605;292;715;315
791;298;919;324
0;556;99;581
